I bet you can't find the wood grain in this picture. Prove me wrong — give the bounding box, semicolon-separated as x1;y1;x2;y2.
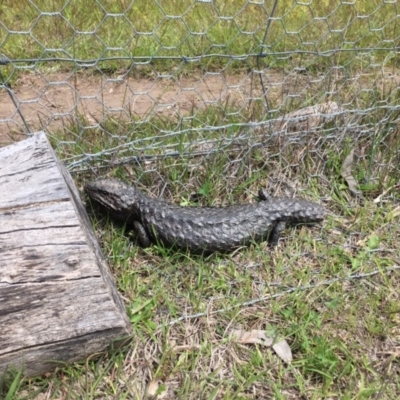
0;132;131;377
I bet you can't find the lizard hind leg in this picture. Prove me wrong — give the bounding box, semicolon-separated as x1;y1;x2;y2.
258;188;272;202
268;221;287;247
133;220;152;248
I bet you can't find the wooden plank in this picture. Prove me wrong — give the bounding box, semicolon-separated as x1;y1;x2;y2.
1;331;128;378
0;132;132;377
0;280;126;353
0;201;97;283
0;134;70;208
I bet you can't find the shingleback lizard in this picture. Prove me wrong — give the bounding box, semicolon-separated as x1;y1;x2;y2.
85;178;325;253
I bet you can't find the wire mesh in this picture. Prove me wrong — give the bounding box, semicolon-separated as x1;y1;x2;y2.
0;0;398;179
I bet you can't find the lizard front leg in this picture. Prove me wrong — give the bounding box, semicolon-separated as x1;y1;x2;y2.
258;188;271;202
133;220;152;248
268;220;287;247
258;188;286;246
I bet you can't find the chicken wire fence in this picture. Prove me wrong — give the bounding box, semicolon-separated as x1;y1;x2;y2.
0;0;399;181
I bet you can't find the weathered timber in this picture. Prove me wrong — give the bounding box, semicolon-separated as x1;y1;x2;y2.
0;132;132;377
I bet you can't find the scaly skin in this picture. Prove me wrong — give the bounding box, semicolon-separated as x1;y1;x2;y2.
85;179;325;253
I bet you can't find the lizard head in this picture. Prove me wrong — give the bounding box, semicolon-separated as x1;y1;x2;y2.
84;178;138;220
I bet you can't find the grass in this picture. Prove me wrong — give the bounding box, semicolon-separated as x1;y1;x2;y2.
1;1;400;399
0;0;398;79
4;115;400;398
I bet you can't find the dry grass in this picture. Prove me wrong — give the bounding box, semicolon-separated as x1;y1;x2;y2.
1;1;400;399
4;120;400;399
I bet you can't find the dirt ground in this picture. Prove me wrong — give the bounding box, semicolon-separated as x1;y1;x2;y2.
0;68;324;145
1;67;398;146
0;70;263;143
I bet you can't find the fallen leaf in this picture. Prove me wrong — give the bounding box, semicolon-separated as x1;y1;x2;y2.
341;149;363;197
232;329;274;346
231;329;292;363
277;101;342;133
272;339;293;363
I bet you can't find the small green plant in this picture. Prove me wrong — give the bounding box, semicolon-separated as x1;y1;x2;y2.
1;369;23;400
